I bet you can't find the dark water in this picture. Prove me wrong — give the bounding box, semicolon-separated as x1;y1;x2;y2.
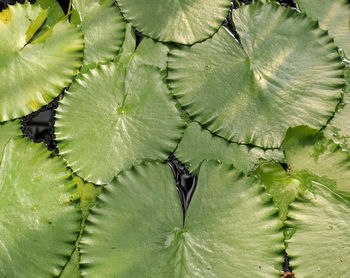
166;154;198;226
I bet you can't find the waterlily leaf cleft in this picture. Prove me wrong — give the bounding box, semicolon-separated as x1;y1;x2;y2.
80;161;284;277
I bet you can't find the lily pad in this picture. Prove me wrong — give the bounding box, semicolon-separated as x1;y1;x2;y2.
253;126;350;224
324;66;350;150
0;3;84;122
254;162;304;222
175;122;284;174
71;0;125;71
60;176;102;278
34;0;65;28
118;0;232;45
80;161;284;277
0;136;80;276
168;2;344;148
296;0;350;57
283;126;350;199
285;183;350;277
56;61;185;184
0;120;22;154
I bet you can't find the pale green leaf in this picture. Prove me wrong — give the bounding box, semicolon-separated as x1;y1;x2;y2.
168;2;344;148
0;136;80;277
56;61;185;184
0;3;84;122
72;0;126;70
80;161;284;277
296;0;350;58
175;122;284;174
285;183;350;277
118;0;232;44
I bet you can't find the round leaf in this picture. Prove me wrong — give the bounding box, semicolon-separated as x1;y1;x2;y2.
71;0;125;70
118;0;231;45
168;2;344;148
80;161;284;277
56;62;185;184
0;137;80;277
0;3;84;122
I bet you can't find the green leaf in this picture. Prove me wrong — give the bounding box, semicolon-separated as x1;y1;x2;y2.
60;176;102;278
0;120;22;155
118;0;231;45
324;66;350;150
56;62;185;184
0;137;80;277
80;161;284;277
168;2;344;148
114;23;136;63
283;126;350;199
175;122;284;174
296;0;350;58
25;8;48;43
34;0;65;27
0;3;84;122
128;37;170;73
254;162;304;221
285;183;350;277
71;0;125;71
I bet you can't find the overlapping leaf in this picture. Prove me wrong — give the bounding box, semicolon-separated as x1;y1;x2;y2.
71;0;125;71
283;126;350;199
175;122;284;174
255;126;350;223
80;161;284;277
56;57;185;184
324;66;350;150
118;0;231;45
0;3;84;122
0;124;80;277
60;176;102;278
285;184;350;277
296;0;350;57
168;2;344;148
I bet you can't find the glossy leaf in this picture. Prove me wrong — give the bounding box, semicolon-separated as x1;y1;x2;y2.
56;61;185;184
80;161;284;277
60;176;102;278
0;136;80;277
168;2;344;148
175;122;284;174
0;3;84;122
296;0;350;57
255;126;350;224
285;183;350;277
283;126;350;199
34;0;64;29
254;162;304;221
324;66;350;150
114;23;136;63
71;0;125;70
118;0;231;45
0;120;22;155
